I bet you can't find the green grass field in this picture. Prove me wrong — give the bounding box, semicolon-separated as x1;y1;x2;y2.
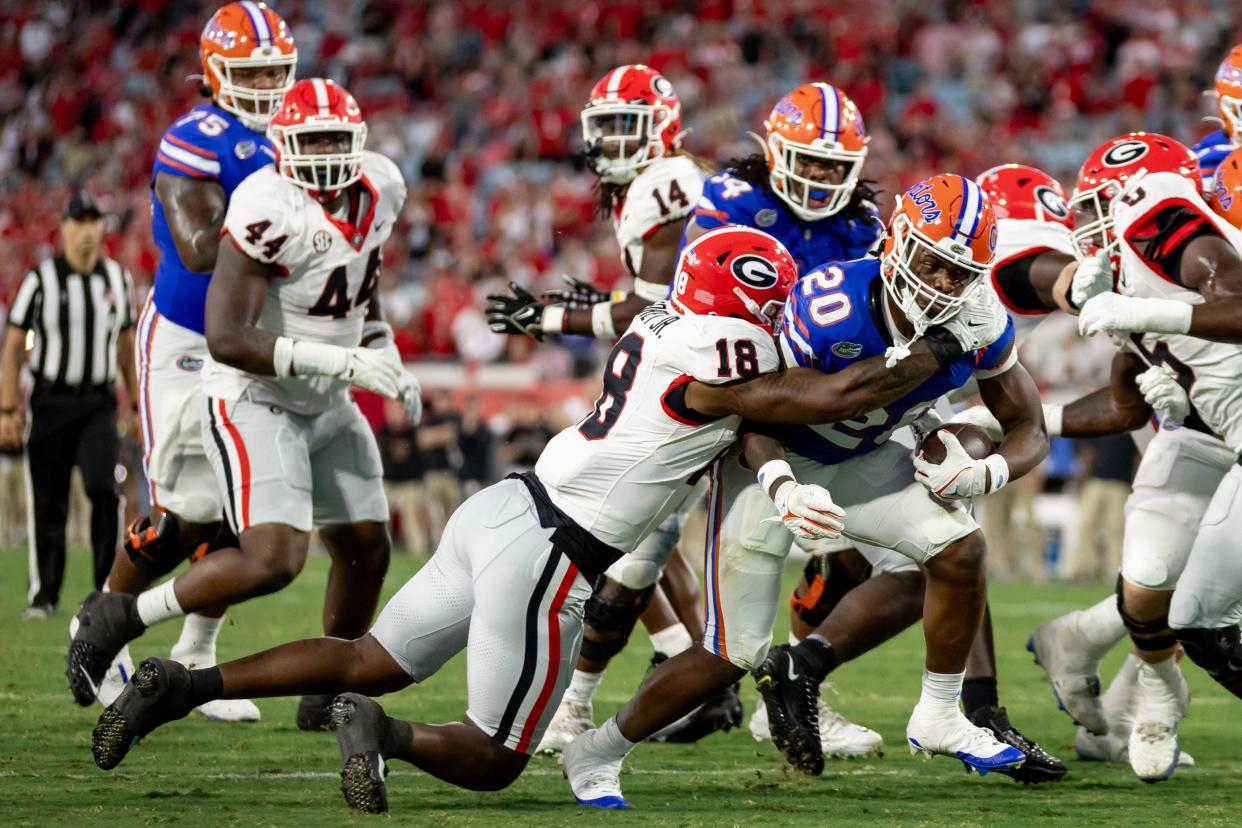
1;548;1236;826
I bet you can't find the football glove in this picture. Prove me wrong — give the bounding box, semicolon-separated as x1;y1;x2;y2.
912;431;1010;500
1136;364;1189;425
939;287;1010;352
362;320;423;422
486;281;546;339
281;340;401;399
769;481;846;540
541;274;612;310
1077;292;1193;338
1070;249;1113;310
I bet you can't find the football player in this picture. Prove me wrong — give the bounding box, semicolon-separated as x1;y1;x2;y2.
486;65;729;750
91;226;987;814
1191;44;1242;195
563;176;1040;808
71;79;417;731
65;1;296;721
1064;132;1242;779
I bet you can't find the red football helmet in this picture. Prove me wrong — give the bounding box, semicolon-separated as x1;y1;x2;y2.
1068;132;1198;261
975;164;1073;229
581;65;681;184
880;174;998;336
200;2;297;131
268;78;367;195
670;226;798;332
1210;146;1242;228
762;83;868;221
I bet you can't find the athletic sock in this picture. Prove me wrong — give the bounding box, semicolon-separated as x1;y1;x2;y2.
136;580;184;627
648;623;693;658
1074;595;1128;659
188;666;223;707
382;716;414;760
564;669;604;706
171;613;225;664
918;669;965;716
961;676;999;717
791;635;838;683
597;715;638;760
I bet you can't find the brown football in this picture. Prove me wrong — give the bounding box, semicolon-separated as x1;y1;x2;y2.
917;422;995;464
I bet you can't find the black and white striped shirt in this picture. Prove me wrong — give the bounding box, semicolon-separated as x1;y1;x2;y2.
8;255;135;388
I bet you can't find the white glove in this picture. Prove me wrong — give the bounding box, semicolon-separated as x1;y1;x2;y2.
1136;364;1189;425
396;371;423;423
948;405;1004;442
770;480;846;540
362;321;423;422
939;287;1010;352
276;338;402;399
912;431;1010;500
1077;293;1193;338
1070;249;1113;310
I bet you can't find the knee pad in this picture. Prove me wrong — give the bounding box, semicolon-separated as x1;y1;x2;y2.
1120;504;1196;590
789;554;869;628
1176;625;1242;690
609;557;662;592
579;581;656;662
1116;577;1177;652
124;512;203;578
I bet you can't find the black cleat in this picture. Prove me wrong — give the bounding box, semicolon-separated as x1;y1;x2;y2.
92;658;196;770
297;693;336;731
649;682;745;743
329;693;390;814
67;591;145;707
754;645;824;776
967;706;1068;784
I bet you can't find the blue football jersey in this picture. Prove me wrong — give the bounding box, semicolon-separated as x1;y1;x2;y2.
767;257;1015;465
684;169;881;274
151;104;276;334
1192;128;1235;195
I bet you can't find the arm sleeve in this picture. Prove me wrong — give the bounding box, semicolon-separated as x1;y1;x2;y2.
7;270;41;330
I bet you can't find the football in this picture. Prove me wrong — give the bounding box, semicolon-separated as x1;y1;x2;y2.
916;422;996;465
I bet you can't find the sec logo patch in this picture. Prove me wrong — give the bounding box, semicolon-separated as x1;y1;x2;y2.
313;230;332;253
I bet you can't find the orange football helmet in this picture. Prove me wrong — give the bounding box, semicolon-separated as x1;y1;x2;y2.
1215;45;1242;144
761;83;868;221
200;1;297;131
1210;146;1242;228
269;78;366;194
880;174;997;334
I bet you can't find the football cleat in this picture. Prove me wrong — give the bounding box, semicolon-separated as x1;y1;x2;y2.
906;705;1025;775
536;698;595;755
649;680;744;744
169;643;261;723
296;692;336;731
96;647;136;707
562;727;631;809
753;645;824;775
92;658;197;770
68;591;146;707
749;692;884;758
329;694;391;814
1128;660;1183;783
1075;654;1195;767
1027;615;1107;734
968;706;1066;783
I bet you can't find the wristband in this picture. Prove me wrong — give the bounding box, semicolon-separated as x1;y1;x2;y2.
273;336;295;378
541;305;567;334
591;302;618;339
360;319;394;348
1041;403;1063;438
757;459;795;500
982;454;1010;493
632;277;668;303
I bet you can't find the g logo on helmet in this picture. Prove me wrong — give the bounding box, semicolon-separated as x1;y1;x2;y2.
731;254;780;288
1034;185;1070;219
1102;140;1149;167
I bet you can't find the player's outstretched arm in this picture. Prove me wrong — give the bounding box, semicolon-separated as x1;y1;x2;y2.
1051;351;1153;438
205;239;283;374
686;335;959;425
154;173;227;273
976;356;1049;482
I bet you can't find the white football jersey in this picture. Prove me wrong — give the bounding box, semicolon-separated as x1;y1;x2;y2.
614;154;704;291
1111;171;1242;453
536;302;780;552
991;217;1075;342
203;151;407;414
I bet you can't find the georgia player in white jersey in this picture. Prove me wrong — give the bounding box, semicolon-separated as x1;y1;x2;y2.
91;226;974;815
487;64;721;752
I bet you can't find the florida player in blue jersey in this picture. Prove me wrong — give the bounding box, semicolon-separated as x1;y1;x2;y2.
1192;44;1242;194
681;82;880;272
68;2;296;723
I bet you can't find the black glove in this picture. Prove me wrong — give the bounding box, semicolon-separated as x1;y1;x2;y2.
486;281;546;339
541;274;611;310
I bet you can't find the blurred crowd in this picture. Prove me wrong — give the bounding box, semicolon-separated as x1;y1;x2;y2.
3;1;1241;578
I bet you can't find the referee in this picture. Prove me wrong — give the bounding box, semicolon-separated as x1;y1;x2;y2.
1;193;136;618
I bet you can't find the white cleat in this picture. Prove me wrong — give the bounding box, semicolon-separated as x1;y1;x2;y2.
536;698;594;755
1128;660;1183;783
96;652;136;707
1075;654;1194;767
749;689;883;758
1027;616;1107;734
906;705;1025;776
562;728;630;810
170;647;262;724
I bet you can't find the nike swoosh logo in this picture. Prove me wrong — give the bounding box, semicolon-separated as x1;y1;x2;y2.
787;659;800;681
967;320;985;327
